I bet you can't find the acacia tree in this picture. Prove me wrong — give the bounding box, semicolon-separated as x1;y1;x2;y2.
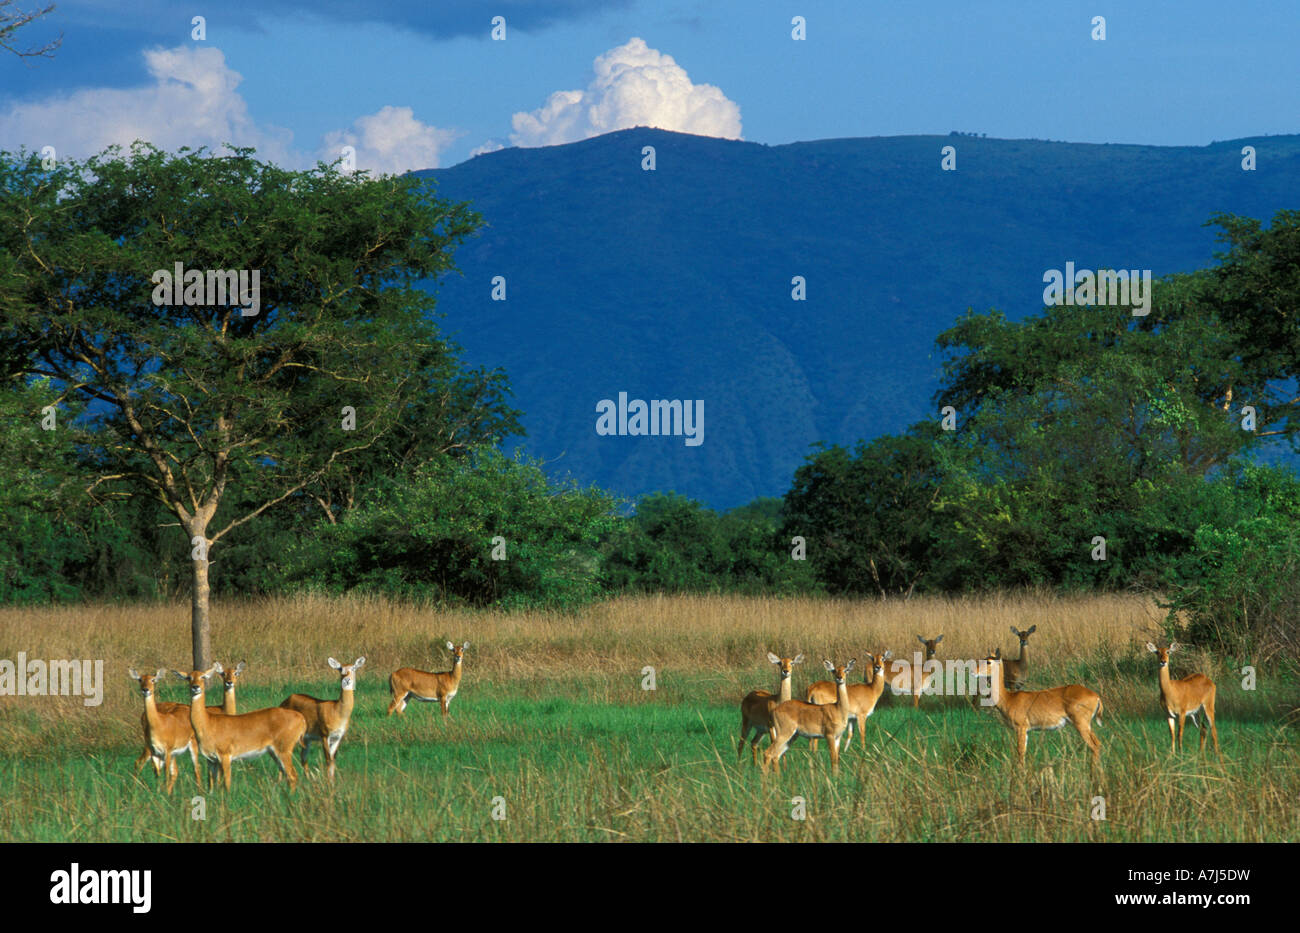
1204;209;1300;442
0;0;61;59
1;142;493;667
936;211;1300;462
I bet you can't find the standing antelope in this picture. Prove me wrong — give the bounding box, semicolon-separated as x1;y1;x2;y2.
1001;625;1037;689
1147;642;1220;758
738;652;803;764
763;659;856;774
130;668;201;794
280;656;365;780
133;660;243;788
976;652;1102;768
884;634;944;707
216;660;247;715
389;641;468;716
199;659;249;788
176;664;307;792
807;650;891;753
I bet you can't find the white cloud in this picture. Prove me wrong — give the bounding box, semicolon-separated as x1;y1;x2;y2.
509;37;742;147
469;139;506;158
319;105;461;175
0;47;458;175
0;46;295;163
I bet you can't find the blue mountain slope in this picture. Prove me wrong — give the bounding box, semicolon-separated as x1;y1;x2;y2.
412;128;1300;508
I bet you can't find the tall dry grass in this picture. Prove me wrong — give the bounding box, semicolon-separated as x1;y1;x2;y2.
0;589;1231;745
0;588;1163;674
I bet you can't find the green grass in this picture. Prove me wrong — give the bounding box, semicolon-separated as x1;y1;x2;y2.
3;670;1296;842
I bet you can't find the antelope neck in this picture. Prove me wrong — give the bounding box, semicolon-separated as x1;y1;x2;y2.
338;680;356;714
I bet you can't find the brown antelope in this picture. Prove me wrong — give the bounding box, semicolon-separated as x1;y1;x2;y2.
976;652;1102;768
132;660;243;788
763;658;856;774
807;651;891;753
175;664;307;791
388;641;468;716
280;656;365;780
884;634;944;707
1001;625;1037;689
738;652;803;764
216;660;247;714
967;648;1000;710
1146;642;1220;758
129;668;200;794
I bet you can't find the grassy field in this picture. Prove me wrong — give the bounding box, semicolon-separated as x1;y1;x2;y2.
1;591;1296;842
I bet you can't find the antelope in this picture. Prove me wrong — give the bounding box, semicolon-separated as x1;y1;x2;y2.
763;659;856;774
1147;642;1220;758
175;664;307;791
132;660;244;788
807;651;891;753
216;660;247;715
1001;625;1037;689
967;648;1000;710
280;656;365;780
976;652;1102;768
884;634;944;707
738;652;803;764
129;668;200;794
388;641;468;716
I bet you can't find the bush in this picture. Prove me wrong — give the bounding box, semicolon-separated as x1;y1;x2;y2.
277;449;620;609
1159;464;1300;667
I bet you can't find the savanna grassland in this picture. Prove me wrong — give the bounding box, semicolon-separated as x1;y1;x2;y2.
0;592;1296;842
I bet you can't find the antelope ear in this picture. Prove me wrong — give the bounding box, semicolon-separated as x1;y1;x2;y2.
446;641;455;650
328;657;342;670
791;654;804;665
155;669;166;682
916;634;926;644
128;667;140;680
1146;642;1157;653
172;670;189;680
461;641;469;650
846;659;857;672
235;660;247;674
209;662;224;675
883;650;893;660
823;659;835;671
354;657;366;668
1009;626;1019;635
767;652;781;664
1168;642;1179;653
934;634;943;644
1027;625;1037;635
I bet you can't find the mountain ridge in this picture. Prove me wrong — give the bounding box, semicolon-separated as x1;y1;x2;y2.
412;128;1300;507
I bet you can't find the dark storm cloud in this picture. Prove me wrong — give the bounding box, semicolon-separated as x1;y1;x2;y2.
56;0;633;41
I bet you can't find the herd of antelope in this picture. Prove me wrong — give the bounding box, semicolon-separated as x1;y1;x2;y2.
128;641;469;792
127;624;1222;793
739;627;1222;774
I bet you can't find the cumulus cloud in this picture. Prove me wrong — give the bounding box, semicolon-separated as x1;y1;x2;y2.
509;37;742;147
319;105;461;174
469;139;507;158
0;46;295;163
0;46;458;174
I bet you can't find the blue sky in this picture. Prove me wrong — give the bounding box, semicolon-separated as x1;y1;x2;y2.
2;0;1296;171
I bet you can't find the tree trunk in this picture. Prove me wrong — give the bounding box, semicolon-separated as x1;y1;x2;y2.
190;525;212;671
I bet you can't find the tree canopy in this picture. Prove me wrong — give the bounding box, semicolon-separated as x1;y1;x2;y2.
1;142;519;665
